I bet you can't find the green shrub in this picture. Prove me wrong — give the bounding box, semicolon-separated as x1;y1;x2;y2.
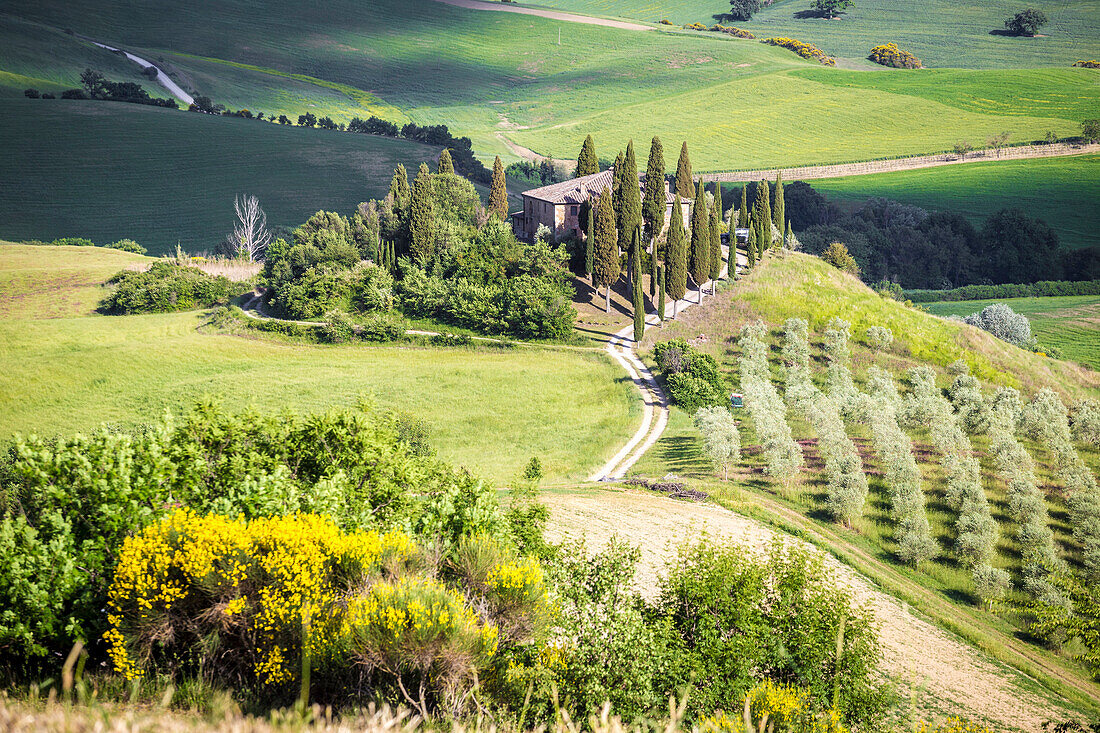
653;339;726;411
322;309;355;343
655;540;886;725
100;262;239;314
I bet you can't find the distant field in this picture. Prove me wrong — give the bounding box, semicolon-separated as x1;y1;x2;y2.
0;99;443;255
1;0;1094;170
809;154;1100;252
525;0;1100;69
0;244;636;483
923;295;1100;371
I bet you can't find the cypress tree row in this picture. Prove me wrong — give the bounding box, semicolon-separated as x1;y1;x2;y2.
666;197;688;315
737;185;749;229
642;136;666;244
689;182;709;302
675;141;694;201
592;188;620;313
438;149;454;175
740;320;803;481
489;156;508;220
658;265;666;322
773;171;784;231
611;150;626;231
752;181;770;253
632;227;645;343
409;164;436;263
576;135;599;177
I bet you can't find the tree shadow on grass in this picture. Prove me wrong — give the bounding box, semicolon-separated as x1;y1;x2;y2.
794;9;831;19
655;434;708;474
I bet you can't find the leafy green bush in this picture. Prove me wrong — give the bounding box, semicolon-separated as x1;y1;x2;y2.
653;339;726;411
101;262;240;314
905;279;1100;302
655;540;886;725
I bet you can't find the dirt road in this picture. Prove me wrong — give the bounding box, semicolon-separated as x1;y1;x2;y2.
545;488;1079;730
429;0;653;30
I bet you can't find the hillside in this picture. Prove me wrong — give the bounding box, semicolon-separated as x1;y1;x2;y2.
617;251;1100;720
0;99;445;255
0;244;636;482
520;0;1100;69
810;153;1100;253
1;0;1095;170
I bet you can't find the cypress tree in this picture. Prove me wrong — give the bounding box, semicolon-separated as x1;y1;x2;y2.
438;149;454;175
690;182;709;302
666;196;688;316
489;156;508;220
649;237;657;297
389;165;410;208
621;140;643;270
632;227;645;343
642;136;666;243
773;171;785;232
752;180;770;252
584;202;594;279
576;135;598;177
746;218;757;268
675;141;694;201
592;188;620;313
737;185;749;229
611;150;626;233
409;165;436;263
658;264;666;322
709;198;722;289
785;220;793;249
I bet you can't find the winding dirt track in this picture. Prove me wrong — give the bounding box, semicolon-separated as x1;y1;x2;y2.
545;489;1079;730
428;0;653;30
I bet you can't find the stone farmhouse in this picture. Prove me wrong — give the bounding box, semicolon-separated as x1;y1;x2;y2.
511;168;693;241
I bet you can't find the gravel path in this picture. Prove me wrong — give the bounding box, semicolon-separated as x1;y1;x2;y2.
428;0;653;30
91;41;194;106
545;489;1076;730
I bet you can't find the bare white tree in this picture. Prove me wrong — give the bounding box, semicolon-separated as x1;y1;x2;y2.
225;194;271;261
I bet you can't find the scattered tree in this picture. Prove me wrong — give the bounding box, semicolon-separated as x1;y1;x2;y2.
1004;8;1048;36
814;0;853;18
822;241;860;276
1082;119;1100;144
489;156;508;220
592;188;620;313
576;135;599;177
727;0;763;21
297;112;317;128
224;193;271;261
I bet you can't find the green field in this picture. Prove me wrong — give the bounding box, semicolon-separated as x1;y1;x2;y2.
809;154;1100;252
1;0;1095;171
523;0;1100;69
0;244;636;483
923;295;1100;371
0;99;444;255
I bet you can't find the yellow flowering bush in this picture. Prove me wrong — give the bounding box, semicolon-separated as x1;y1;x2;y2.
869;43;923;69
711;24;755;39
105;511;413;686
1073;60;1100;68
763;38;837;66
696;681;848;733
450;534;549;644
346;577;499;716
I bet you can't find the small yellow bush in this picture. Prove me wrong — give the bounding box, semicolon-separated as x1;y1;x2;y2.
869;43;923;69
106;511;414;686
1074;60;1100;69
712;24;755;39
917;718;996;733
697;680;848;733
763;37;836;66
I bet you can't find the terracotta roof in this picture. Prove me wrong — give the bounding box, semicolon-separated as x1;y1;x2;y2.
521;168;688;206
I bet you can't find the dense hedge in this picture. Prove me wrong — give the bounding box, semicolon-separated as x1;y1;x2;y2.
24;236;148;254
906;279;1100;302
100;261;243;314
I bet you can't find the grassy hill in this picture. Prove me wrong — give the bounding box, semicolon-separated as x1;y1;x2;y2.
521;0;1100;69
1;0;1095;170
629;251;1100;717
809;153;1100;253
0;244;635;483
924;294;1100;371
0;99;444;255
